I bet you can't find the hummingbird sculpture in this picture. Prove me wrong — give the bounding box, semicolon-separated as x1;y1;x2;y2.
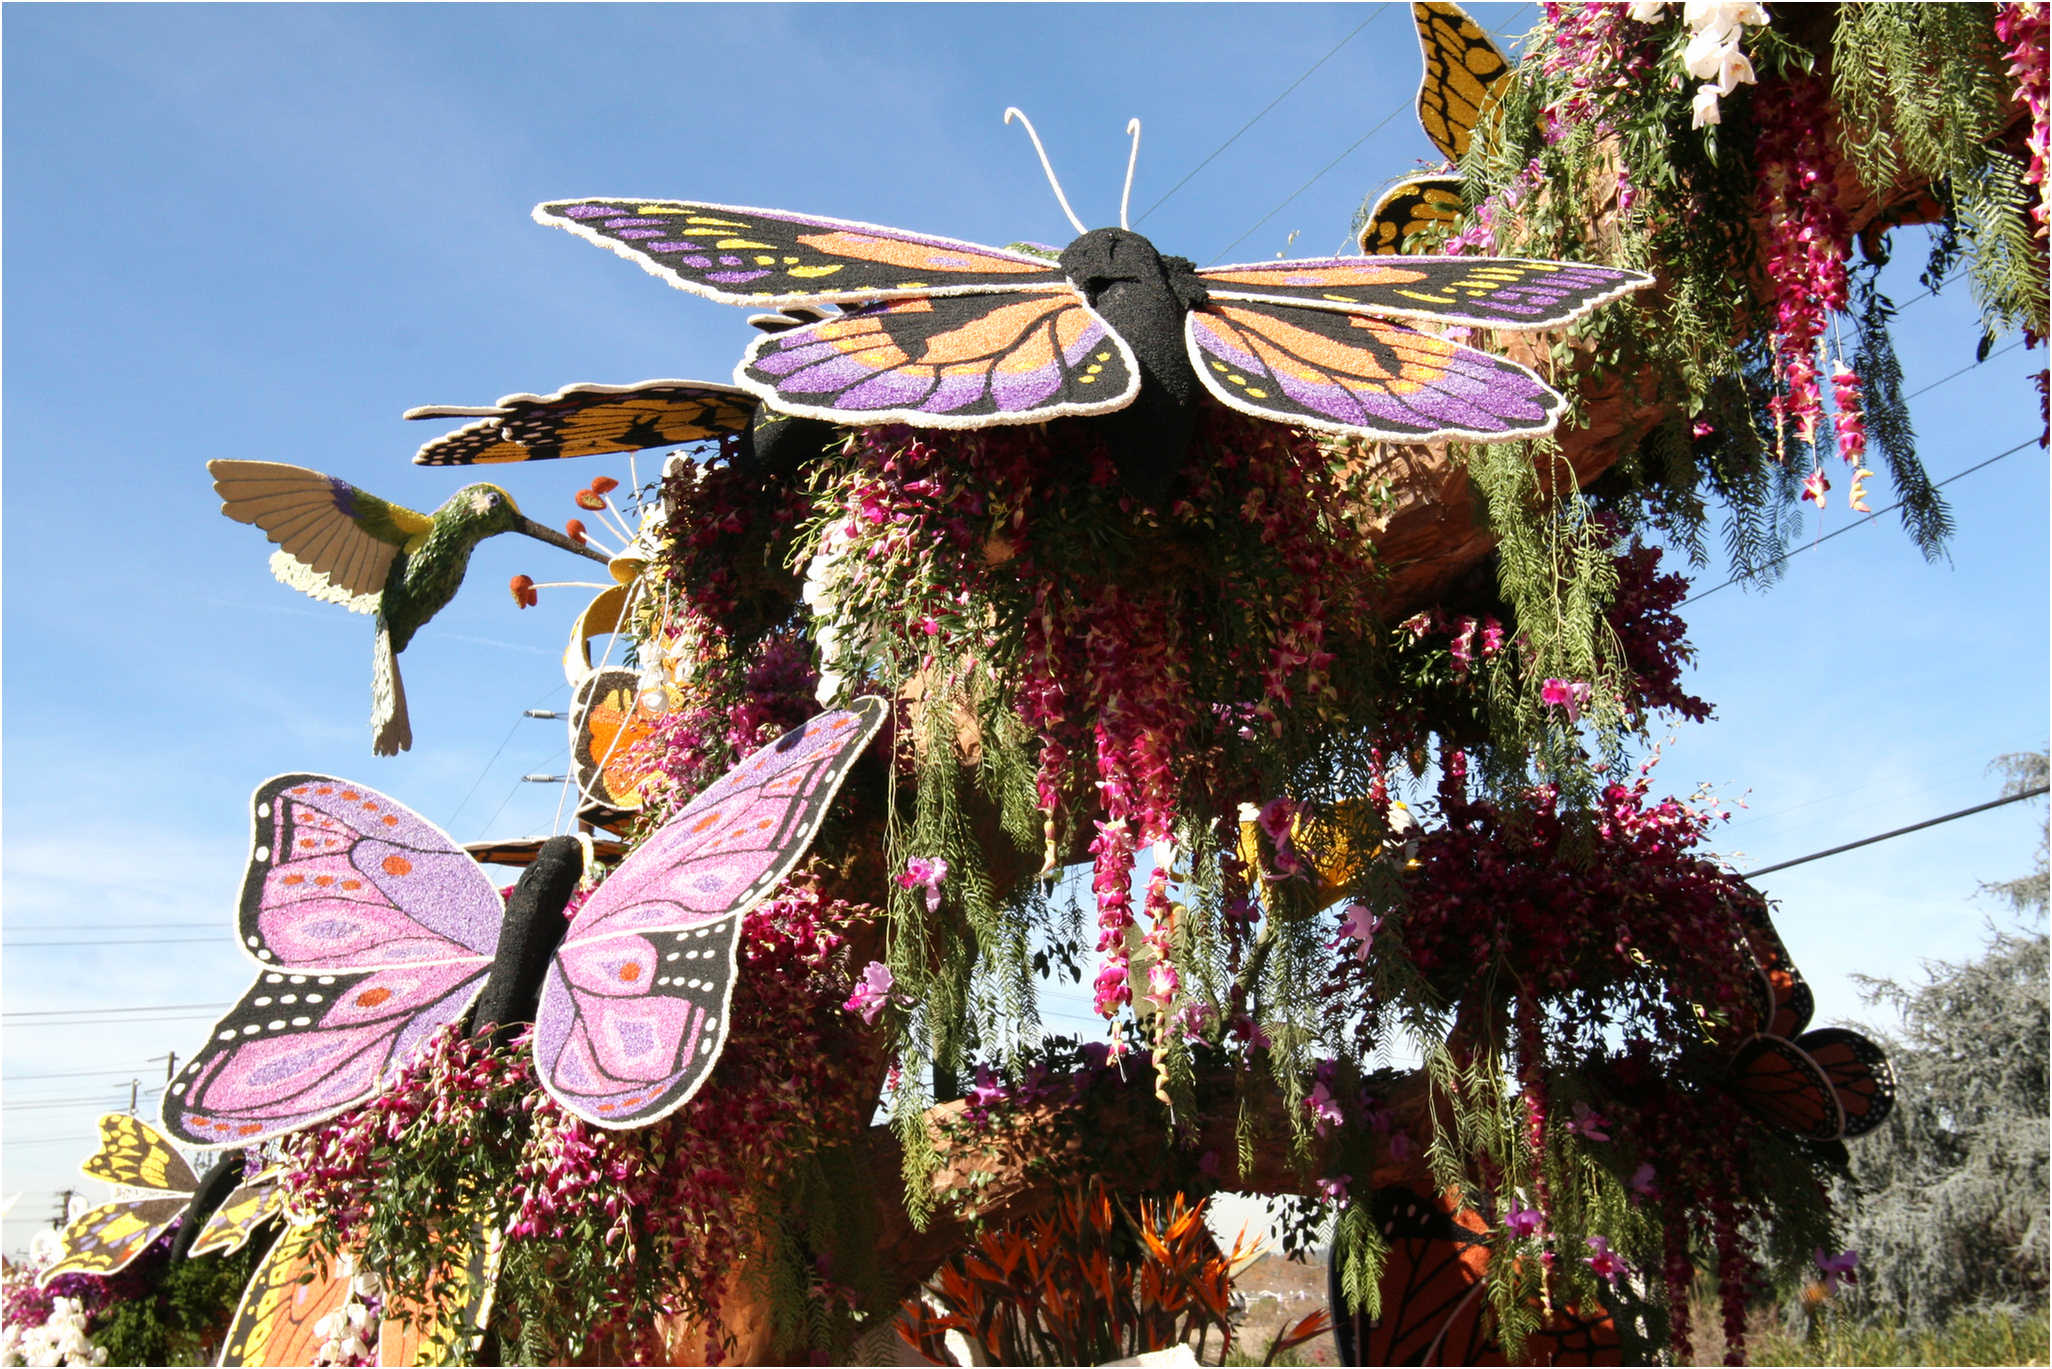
209;459;608;755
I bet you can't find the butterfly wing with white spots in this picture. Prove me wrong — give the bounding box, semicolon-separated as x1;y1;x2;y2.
161;775;503;1147
533;698;888;1127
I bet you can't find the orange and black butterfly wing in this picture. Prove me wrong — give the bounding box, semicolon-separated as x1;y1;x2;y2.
1797;1028;1896;1138
1334;1186;1494;1365
531;200;1066;306
407;381;757;466
218;1225;353;1367
1726;891;1814;1038
571;668;663;813
1730;1033;1844;1140
1187;299;1565;442
377;1228;503;1366
740;291;1139;427
1197;258;1649;330
1359;176;1467;255
1414;2;1514;162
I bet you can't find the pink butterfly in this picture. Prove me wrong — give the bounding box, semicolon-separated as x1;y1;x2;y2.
162;697;887;1144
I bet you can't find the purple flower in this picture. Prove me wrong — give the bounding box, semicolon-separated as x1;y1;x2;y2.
1306;1081;1346;1135
1258;796;1303;876
842;960;896;1025
1629;1162;1658;1197
1337;903;1382;962
1504;1205;1545;1238
1585;1235;1628;1280
1815;1248;1858;1294
897;855;949;913
1566;1100;1610;1142
1316;1174;1352;1202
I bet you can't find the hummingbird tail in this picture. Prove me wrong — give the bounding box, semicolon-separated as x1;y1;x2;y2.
372;628;413;756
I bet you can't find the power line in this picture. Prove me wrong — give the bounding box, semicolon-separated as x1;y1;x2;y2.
1209;102;1415;265
1683;435;2037;607
3;1002;229;1020
1742;784;2049;880
1;1067;168;1083
1135;5;1392;226
3;922;217;933
6;937;226;949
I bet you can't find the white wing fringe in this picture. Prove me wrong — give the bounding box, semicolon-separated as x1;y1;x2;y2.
270;551;379;615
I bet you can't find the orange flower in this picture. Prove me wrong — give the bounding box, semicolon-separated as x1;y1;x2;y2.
564;518;588;544
508;575;537;609
589;475;620;495
574;489;607;511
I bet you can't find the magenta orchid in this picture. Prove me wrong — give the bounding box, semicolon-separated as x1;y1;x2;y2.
843;960;899;1026
897;855;949;913
1585;1235;1629;1281
1504;1205;1546;1239
1337;902;1382;961
1814;1247;1859;1294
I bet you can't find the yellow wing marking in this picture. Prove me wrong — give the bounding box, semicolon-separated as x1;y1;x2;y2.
1414;1;1512;161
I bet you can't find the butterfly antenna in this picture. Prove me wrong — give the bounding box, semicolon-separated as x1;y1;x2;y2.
1004;107;1087;236
1120;118;1141;230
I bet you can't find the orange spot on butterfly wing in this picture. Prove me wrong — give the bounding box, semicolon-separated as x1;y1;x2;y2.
382;855;412;876
355;988;393;1008
792;229;1053;276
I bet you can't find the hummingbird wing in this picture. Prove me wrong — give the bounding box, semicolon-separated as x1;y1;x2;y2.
209;460;433;613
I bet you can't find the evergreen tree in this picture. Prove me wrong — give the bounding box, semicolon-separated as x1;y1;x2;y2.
1840;754;2049;1323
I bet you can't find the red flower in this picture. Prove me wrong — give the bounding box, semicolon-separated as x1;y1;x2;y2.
564;519;588;545
574;489;607;511
508;575;538;609
588;475;620;496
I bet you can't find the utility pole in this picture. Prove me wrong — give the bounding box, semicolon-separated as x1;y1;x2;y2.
51;1189;75;1230
149;1051;178;1082
129;1079;141;1115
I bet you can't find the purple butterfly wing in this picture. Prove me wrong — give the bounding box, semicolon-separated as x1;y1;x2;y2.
739;293;1139;428
531;200;1065;306
534;697;888;1127
162;775;501;1147
1187;300;1564;440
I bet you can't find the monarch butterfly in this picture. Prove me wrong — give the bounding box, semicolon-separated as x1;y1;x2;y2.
1329;1185;1627;1365
536;110;1648;507
1716;892;1896;1141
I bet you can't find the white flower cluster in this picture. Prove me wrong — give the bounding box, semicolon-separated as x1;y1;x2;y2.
1629;0;1771;127
799;525;873;707
309;1256;382;1367
0;1297;106;1367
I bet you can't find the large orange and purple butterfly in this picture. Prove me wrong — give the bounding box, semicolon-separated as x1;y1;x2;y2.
1330;1185;1626;1365
161;698;887;1145
1716;895;1896;1142
532;114;1648;502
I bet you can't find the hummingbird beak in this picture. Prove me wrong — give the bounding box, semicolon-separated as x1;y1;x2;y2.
514;514;611;566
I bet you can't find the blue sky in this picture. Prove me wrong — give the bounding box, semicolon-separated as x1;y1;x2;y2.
4;4;2044;1250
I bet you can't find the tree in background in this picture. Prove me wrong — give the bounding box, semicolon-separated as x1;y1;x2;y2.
1841;753;2049;1322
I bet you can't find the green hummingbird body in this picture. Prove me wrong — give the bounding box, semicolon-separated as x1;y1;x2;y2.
209;460;605;755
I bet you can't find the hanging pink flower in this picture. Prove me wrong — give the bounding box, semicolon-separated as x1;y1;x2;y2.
1586;1235;1629;1280
1337;903;1382;962
842;961;897;1026
1567;1100;1611;1142
1801;466;1830;507
1630;1162;1659;1197
1306;1081;1346;1135
1316;1174;1352;1202
1504;1205;1546;1238
897;855;949;913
